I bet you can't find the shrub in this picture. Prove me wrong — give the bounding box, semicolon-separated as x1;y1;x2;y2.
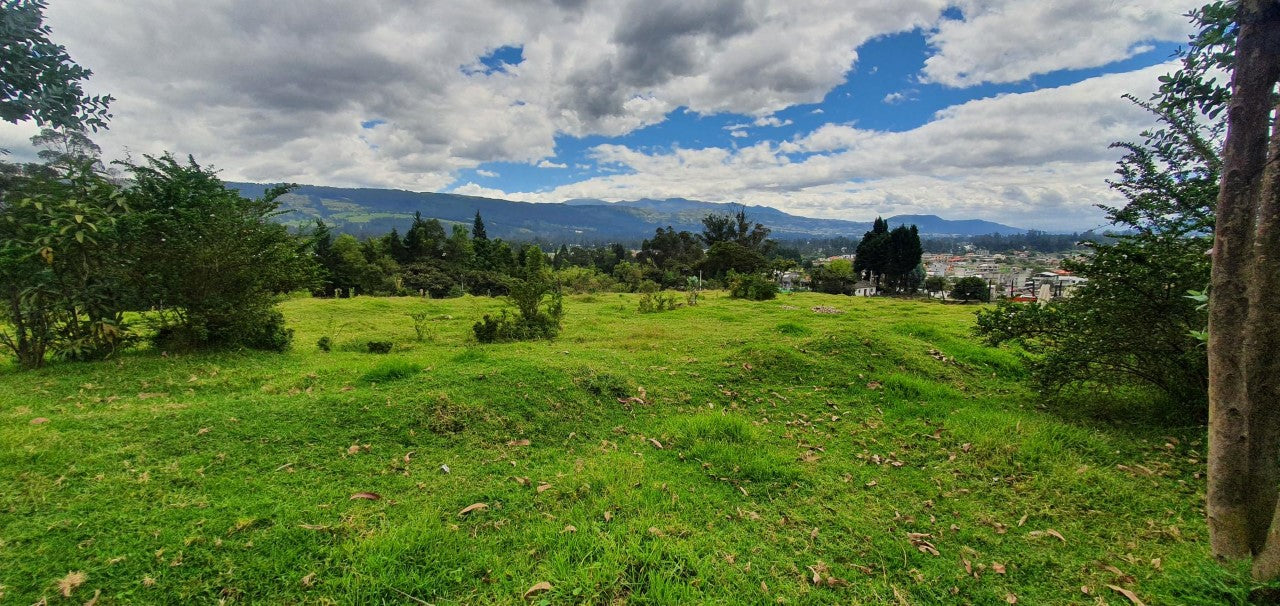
408;312;430;341
472;310;561;343
402;262;458;298
638;290;680;313
117;155;316;352
317;336;332;352
950;277;990;302
366;341;393;354
728;272;778;301
473;245;564;343
361;360;422;383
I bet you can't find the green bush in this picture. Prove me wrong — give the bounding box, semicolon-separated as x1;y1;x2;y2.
317;336;332;352
361;360;422;383
472;310;561;343
365;341;393;354
638;290;680;313
728;272;778;301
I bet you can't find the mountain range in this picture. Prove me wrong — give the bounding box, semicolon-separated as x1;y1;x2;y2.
227;182;1028;242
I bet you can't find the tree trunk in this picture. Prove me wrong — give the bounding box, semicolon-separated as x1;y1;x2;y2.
1206;0;1280;579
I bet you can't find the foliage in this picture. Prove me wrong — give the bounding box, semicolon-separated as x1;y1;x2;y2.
316;336;332;352
637;289;680;313
365;340;393;354
0;160;128;367
473;245;564;342
974;2;1226;409
728;271;778;301
854;218;923;293
950;277;989;302
360;359;422;383
0;0;113;132
402;262;457;298
975;237;1210;403
116;154;315;351
810;258;856;295
924;276;949;298
555;266;616;294
408;312;430;342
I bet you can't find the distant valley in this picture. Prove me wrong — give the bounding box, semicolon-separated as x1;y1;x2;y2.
228;182;1029;242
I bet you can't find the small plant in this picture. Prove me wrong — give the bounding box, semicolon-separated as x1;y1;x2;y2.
408;312;430;342
685;276;702;306
366;340;393;354
728;272;778;301
317;336;332;352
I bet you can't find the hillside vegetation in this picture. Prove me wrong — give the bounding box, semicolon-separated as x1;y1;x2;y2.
0;294;1234;604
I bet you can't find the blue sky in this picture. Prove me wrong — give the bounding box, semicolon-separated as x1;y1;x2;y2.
450;31;1185;208
19;0;1206;231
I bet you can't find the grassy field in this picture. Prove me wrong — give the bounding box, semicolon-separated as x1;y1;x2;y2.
0;292;1252;604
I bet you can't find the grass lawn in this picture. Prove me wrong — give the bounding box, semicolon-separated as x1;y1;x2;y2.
0;292;1253;604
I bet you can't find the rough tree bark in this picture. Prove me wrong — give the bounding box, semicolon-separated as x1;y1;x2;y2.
1207;0;1280;580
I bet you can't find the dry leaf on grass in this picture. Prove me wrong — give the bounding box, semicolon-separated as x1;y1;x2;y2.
523;581;551;599
30;417;50;425
1107;585;1146;606
506;439;531;447
83;589;101;606
992;562;1006;574
1005;593;1018;604
648;438;663;449
458;502;489;516
300;572;316;588
562;525;577;533
58;571;86;597
349;492;382;501
1027;529;1066;543
536;483;552;493
604;511;613;522
513;476;531;486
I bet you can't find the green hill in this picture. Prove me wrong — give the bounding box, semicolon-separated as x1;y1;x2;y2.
228;182;1028;241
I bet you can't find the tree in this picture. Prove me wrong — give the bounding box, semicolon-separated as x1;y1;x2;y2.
853;217;889;288
924;276;948;299
974;3;1226;410
949;277;989;302
0;0;113;132
117;154;315;351
0;160;126;367
1204;0;1280;581
472;211;488;240
700;206;773;254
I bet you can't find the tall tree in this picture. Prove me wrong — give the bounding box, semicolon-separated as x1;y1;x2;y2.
0;0;112;131
472;211;488;240
1205;0;1280;580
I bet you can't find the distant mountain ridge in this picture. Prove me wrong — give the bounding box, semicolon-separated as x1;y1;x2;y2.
227;182;1028;242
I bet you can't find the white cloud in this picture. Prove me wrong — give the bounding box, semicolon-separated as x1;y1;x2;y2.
476;169;499;177
537;159;568;168
729;130;749;138
40;0;954;186
882;92;908;104
472;63;1176;230
752;116;794;127
922;0;1201;86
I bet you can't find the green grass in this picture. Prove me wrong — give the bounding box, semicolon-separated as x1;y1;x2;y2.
0;292;1257;604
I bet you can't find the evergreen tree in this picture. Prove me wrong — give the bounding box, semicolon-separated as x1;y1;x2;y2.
472;211;488;240
386;228;409;264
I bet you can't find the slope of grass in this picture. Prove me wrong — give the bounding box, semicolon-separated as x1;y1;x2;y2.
0;292;1245;604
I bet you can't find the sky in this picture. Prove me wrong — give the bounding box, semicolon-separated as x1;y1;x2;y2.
1;0;1206;231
